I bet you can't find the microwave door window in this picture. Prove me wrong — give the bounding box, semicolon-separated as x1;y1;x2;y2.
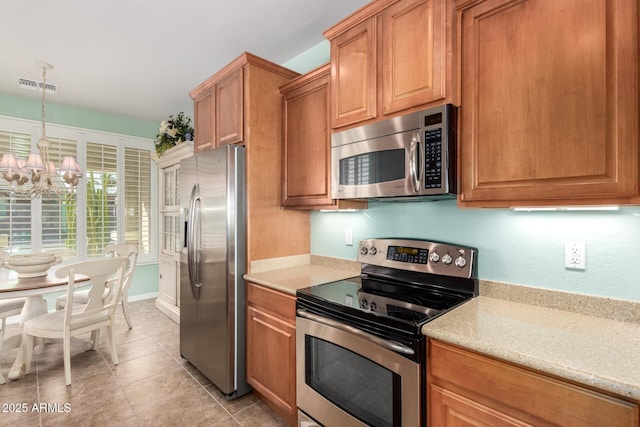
339;149;405;186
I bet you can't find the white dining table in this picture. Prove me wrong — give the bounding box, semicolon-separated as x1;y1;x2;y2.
0;266;89;380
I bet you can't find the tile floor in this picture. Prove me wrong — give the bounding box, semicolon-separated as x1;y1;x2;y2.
0;299;288;427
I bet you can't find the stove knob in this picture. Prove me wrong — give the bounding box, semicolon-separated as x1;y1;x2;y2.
368;246;377;255
429;251;440;263
360;299;368;309
455;256;467;268
360;246;369;256
442;253;453;265
369;302;377;311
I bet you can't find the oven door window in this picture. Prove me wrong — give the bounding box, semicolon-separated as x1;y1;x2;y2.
339;149;405;186
305;336;400;427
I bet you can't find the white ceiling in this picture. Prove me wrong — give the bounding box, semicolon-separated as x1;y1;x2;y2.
1;0;369;123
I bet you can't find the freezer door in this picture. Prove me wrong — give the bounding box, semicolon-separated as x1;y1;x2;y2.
179;155;201;381
179;146;247;397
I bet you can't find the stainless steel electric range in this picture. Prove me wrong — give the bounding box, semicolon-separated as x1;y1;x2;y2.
296;238;478;427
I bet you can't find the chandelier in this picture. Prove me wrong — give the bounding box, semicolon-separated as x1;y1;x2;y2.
0;62;82;199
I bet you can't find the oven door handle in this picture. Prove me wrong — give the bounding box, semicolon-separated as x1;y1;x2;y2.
297;309;415;355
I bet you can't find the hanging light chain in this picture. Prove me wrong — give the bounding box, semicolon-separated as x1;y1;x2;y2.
41;64;47;139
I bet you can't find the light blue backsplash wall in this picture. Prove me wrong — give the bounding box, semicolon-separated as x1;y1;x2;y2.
311;201;640;302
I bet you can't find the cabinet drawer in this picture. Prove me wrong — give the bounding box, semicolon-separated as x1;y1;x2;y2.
246;281;296;322
429;340;639;426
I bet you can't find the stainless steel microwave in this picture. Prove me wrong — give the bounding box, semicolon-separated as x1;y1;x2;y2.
331;104;457;200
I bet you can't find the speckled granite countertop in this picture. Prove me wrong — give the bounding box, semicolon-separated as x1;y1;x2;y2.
243;254;360;295
422;296;640;401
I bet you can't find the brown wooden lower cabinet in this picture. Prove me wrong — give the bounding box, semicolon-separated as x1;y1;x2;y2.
428;339;639;427
246;282;297;426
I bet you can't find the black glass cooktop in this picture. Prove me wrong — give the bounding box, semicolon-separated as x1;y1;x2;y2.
296;275;468;336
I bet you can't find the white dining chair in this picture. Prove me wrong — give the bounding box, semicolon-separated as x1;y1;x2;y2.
55;244;138;328
22;257;127;386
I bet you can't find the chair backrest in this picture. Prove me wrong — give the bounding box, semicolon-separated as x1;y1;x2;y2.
103;244;138;293
55;258;127;327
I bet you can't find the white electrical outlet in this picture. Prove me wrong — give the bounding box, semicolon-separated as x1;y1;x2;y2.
565;241;586;270
345;228;353;246
345;293;354;306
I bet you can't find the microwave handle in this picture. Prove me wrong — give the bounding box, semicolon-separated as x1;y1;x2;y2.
409;131;421;193
297;309;415;355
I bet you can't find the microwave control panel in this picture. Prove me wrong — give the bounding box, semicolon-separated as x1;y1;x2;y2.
422;104;455;191
424;127;443;189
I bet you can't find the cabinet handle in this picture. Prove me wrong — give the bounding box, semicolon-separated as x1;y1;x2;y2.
297;309;414;355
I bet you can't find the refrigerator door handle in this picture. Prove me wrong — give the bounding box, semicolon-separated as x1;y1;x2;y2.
187;183;201;300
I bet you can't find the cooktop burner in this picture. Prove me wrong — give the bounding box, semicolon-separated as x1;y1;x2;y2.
297;238;478;337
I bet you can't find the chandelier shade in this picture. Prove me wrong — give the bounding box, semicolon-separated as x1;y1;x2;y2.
0;62;82;198
0;153;21;171
24;153;46;171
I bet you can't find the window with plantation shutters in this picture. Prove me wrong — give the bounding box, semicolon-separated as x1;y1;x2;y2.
41;136;78;256
124;147;152;254
0;130;32;252
86;142;118;257
0;131;79;256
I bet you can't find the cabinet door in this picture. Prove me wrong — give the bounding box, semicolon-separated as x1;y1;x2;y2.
381;0;447;115
162;167;176;207
429;385;531;427
331;18;377;128
428;340;640;426
458;0;638;206
282;67;333;208
193;87;214;154
158;256;177;307
216;68;244;146
246;305;296;422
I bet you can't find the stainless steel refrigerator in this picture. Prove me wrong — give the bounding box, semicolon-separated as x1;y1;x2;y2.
179;144;251;399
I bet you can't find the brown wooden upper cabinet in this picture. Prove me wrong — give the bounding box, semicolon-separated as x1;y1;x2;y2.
324;0;453;129
457;0;639;207
280;64;367;210
192;86;214;153
189;62;245;153
216;68;244;147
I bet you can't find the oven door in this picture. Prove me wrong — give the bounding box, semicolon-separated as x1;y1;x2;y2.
296;312;420;427
331;129;421;199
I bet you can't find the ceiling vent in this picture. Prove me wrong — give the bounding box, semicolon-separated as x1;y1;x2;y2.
17;78;57;94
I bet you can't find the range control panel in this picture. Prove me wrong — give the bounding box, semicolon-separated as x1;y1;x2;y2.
357;238;476;279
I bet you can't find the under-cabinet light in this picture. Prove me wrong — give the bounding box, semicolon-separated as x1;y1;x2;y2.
565;206;619;211
512;207;557;212
512;206;619;212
